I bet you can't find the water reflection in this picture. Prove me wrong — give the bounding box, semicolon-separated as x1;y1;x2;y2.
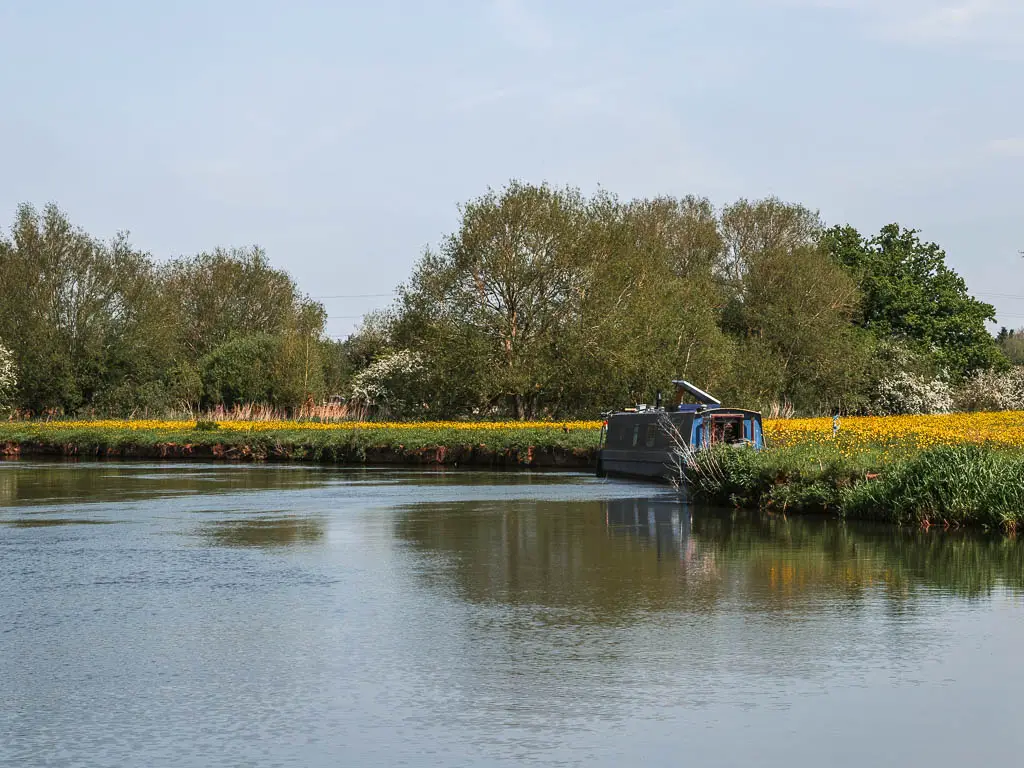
0;460;334;506
395;497;1024;618
4;466;1024;767
3;518;118;527
605;497;691;560
0;461;592;509
198;516;326;548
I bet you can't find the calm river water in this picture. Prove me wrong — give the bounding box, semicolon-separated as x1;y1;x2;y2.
1;461;1022;767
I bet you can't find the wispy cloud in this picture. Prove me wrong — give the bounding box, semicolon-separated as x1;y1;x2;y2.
490;0;555;51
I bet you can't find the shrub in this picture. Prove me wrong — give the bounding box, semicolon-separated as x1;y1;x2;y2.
91;381;173;416
871;371;953;415
199;334;281;408
868;342;953;415
0;341;15;412
843;445;1024;531
349;349;427;417
954;366;1024;412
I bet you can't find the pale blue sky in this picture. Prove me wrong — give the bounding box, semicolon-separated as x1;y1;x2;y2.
1;0;1022;337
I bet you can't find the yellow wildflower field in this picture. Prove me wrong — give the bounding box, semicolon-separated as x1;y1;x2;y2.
14;412;1024;450
764;412;1024;450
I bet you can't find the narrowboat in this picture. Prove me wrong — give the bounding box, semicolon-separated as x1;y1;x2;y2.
597;380;764;482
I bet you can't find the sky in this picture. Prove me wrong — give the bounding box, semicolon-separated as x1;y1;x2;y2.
1;0;1022;338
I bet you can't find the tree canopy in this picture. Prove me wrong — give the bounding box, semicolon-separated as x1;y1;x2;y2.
0;203;332;415
823;224;1003;379
0;190;1004;418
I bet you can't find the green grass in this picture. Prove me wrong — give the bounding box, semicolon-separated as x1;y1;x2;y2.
683;443;1024;533
0;422;601;463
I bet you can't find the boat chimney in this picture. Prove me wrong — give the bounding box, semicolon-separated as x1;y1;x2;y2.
655;390;663;410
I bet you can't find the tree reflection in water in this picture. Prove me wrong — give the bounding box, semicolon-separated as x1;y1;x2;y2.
394;497;1024;620
199;516;326;548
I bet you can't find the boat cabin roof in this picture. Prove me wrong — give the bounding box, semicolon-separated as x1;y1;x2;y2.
606;380;761;420
608;405;761;419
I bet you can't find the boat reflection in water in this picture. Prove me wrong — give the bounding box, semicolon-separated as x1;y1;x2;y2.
604;497;691;562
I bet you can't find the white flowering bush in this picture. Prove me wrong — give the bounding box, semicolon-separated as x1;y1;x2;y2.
954;367;1024;412
349;349;427;415
872;371;953;415
0;342;16;412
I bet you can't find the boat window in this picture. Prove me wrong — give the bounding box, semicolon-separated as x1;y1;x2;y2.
710;415;746;445
632;425;640;447
645;426;657;448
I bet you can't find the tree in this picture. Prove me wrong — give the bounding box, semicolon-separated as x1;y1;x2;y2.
718;197;822;290
997;327;1024;366
715;199;871;412
395;181;592;418
199;334;283;407
824;224;1003;379
163;246;308;359
0;203;157;413
568;195;732;411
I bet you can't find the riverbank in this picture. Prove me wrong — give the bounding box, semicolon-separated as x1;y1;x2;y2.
682;442;1024;534
0;420;600;469
4;414;1024;533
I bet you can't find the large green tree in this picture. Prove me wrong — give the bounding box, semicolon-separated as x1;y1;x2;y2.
823;224;1003;378
717;199;872;412
394;181;593;418
0;204;164;412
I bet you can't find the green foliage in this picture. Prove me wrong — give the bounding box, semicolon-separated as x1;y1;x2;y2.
199;334;283;407
0;205;328;415
0;192;1006;419
843;445;1024;531
91;381;172;416
997;327;1024;365
392;186;879;417
169;362;203;411
824;224;1004;379
394;181;596;419
682;442;1024;532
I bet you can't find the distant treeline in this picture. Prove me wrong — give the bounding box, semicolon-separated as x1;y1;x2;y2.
0;203;339;415
0;185;1013;418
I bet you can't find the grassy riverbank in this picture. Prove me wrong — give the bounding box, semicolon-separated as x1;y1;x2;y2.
683;442;1024;533
3;413;1024;532
0;419;601;466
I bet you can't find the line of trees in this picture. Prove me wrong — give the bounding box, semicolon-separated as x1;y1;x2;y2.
360;182;1005;418
0;186;1012;418
0;203;346;416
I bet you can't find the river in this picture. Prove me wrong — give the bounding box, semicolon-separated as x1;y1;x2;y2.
1;461;1022;767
